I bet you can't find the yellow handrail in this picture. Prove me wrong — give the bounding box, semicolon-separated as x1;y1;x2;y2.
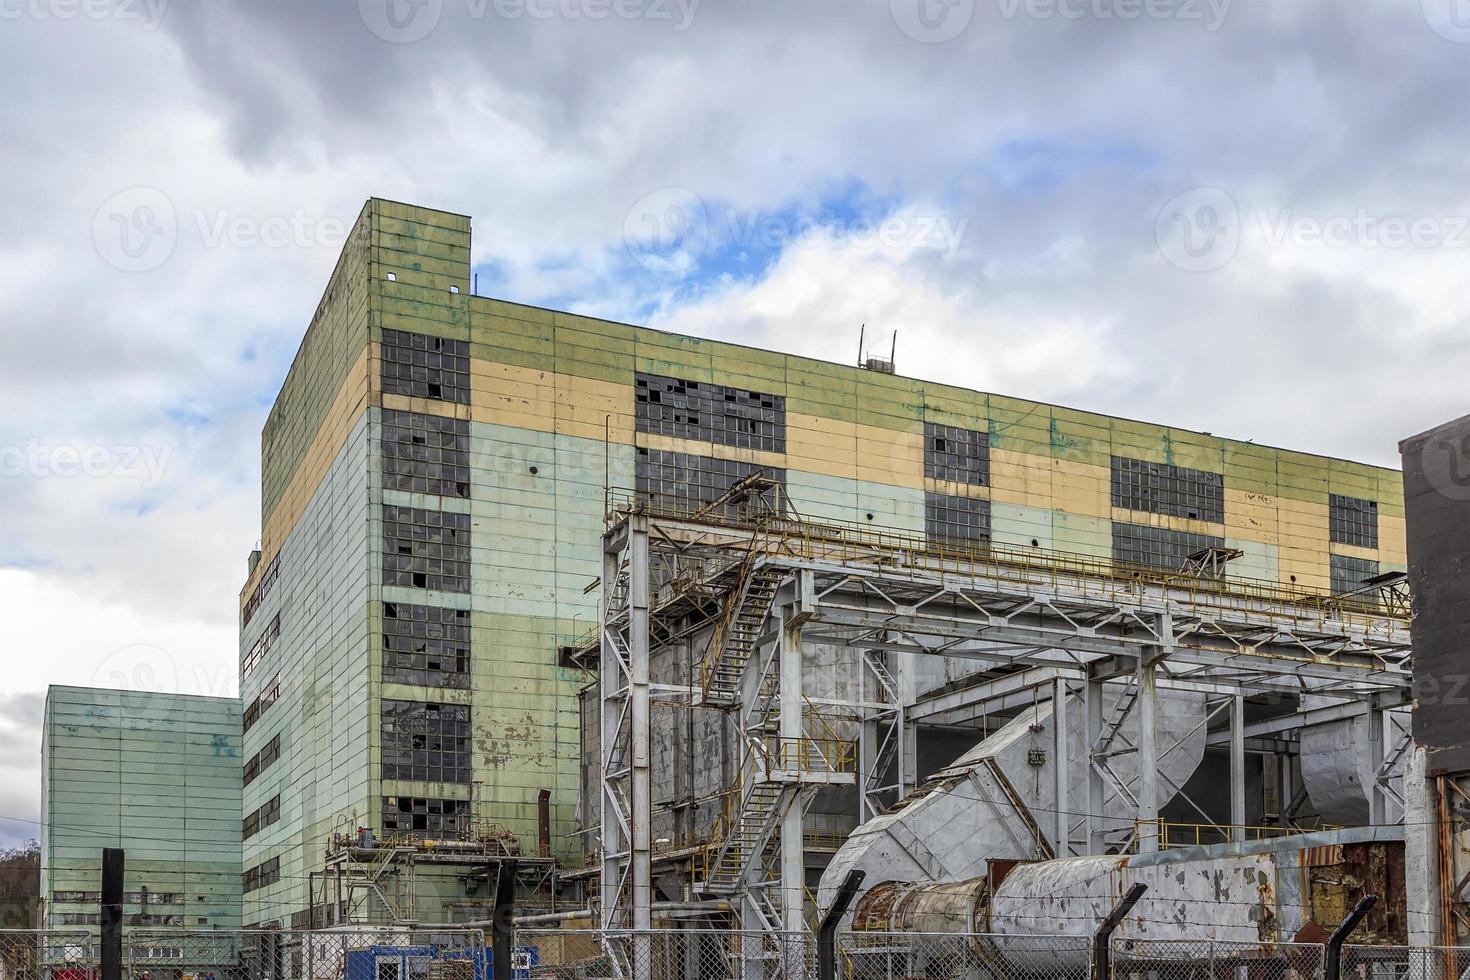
1132;818;1341;851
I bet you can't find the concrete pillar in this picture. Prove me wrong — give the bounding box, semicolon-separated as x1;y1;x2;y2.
779;601;804;937
1229;694;1246;839
1136;658;1159;853
1368;705;1388;825
1052;677;1069;856
1085;672;1106;855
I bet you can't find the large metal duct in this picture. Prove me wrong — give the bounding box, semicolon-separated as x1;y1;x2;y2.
1298;698;1409;825
816;688;1207;917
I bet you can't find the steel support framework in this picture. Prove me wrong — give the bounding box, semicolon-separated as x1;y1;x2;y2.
593;505;1413;945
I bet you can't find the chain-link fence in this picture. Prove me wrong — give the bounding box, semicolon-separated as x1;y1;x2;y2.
2;928;1465;980
0;930;95;980
514;929;1092;979
125;927;488;980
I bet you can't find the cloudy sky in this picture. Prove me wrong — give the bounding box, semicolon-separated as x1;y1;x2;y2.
1;0;1468;843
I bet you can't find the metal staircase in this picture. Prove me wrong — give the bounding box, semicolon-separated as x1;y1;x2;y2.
704;772;788;894
702;546;784;704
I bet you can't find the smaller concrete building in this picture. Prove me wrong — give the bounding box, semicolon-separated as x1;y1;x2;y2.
39;686;243;942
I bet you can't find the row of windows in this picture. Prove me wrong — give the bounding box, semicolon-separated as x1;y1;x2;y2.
242;795;281;840
1330;493;1380;549
241;555;279;628
382;409;471;498
1110;456;1225;523
382;505;472;593
380;329;470;404
243;676;280;735
243;734;281;787
634;373;786;452
634;448;786;517
242;613;280;680
243;857;280;893
52;892;185;905
382;796;469;836
1112;522;1225;571
381;700;473;784
924;492;991;547
1331;553;1381;595
924;423;989;486
383;602;471;689
56;914;186;926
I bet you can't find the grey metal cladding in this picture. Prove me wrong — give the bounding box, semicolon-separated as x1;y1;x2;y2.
1329;493;1379;549
1110;455;1224;523
1111;521;1224;571
634;372;786;453
380;328;470;404
924;422;989;486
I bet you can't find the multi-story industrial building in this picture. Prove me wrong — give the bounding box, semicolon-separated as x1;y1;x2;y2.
39;686;243;940
236;198;1408;927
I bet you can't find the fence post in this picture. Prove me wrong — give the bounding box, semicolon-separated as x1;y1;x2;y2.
492;858;518;980
1091;883;1147;980
100;848;123;980
817;870;865;980
1324;895;1378;980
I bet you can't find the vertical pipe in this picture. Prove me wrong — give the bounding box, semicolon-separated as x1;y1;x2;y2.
1085;672;1105;855
1136;658;1159;853
817;871;865;980
492;859;518;980
1324;895;1378;980
1052;677;1069;856
1229;694;1246;840
1091;883;1147;980
537;790;552;858
100;848;123;980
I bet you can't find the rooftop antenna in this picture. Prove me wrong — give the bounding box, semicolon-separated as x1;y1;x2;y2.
857;324;865;368
858;324;897;375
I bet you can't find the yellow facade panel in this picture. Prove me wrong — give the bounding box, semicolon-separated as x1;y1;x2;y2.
855;426;923;488
1329;541;1380;562
1379;514;1407;563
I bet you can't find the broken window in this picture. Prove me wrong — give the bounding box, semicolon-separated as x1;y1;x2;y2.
634;373;786;452
381;409;471;498
242;856;280;893
382;602;471;689
381;796;470;836
243;733;281;787
242;795;281;841
242;613;280;680
382;505;471;593
634;447;785;517
1111;522;1225;571
1110;456;1224;523
380;699;472;784
1329;493;1379;549
1331;553;1381;595
380;329;470;404
241;555;280;628
243;676;280;734
924;492;991;547
924;423;989;486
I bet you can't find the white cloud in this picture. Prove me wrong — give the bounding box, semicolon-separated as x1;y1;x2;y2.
2;0;1468;835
